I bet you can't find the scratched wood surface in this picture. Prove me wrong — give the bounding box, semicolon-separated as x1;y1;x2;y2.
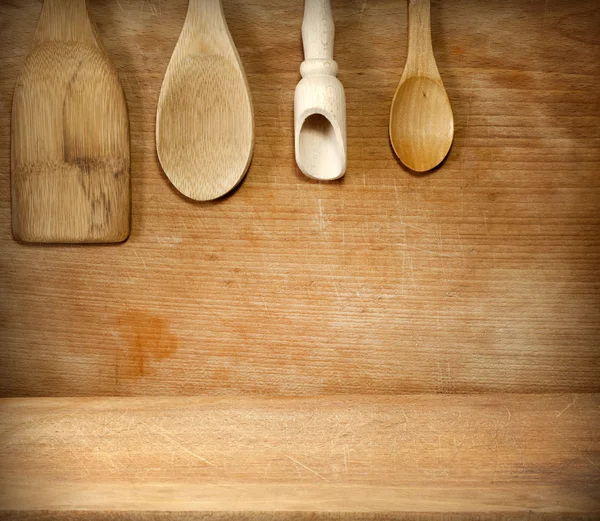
1;0;600;396
1;395;599;514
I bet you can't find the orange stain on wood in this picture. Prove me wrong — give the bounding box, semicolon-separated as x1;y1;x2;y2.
117;310;178;379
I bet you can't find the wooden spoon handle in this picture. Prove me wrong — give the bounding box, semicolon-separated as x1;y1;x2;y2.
177;0;240;65
405;0;437;78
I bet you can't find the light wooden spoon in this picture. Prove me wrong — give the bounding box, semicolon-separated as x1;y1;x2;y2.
389;0;454;172
12;0;130;243
156;0;254;201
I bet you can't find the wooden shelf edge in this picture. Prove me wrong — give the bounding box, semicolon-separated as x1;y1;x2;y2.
1;395;599;516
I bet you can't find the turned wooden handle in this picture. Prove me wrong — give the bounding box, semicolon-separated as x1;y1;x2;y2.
302;0;335;64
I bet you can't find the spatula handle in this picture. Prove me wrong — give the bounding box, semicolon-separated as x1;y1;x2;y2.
301;0;338;77
34;0;94;44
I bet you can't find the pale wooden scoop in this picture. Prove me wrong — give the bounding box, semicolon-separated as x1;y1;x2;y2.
12;0;130;243
157;0;254;201
294;0;347;181
389;0;454;172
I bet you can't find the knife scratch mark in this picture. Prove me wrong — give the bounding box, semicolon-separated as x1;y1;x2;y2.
284;454;329;481
139;419;216;467
556;396;577;417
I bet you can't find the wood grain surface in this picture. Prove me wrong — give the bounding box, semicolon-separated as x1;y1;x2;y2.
1;0;600;396
1;395;599;514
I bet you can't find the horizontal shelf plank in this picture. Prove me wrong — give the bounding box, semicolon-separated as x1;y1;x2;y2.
1;394;599;515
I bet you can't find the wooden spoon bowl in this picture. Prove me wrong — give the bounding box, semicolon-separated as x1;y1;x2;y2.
390;76;454;172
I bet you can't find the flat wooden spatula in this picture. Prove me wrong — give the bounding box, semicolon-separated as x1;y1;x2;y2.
12;0;130;243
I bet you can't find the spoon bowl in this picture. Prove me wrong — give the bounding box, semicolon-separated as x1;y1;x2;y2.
390;76;453;172
157;54;253;200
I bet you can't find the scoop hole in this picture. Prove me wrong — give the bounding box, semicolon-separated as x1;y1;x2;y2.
298;114;343;180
